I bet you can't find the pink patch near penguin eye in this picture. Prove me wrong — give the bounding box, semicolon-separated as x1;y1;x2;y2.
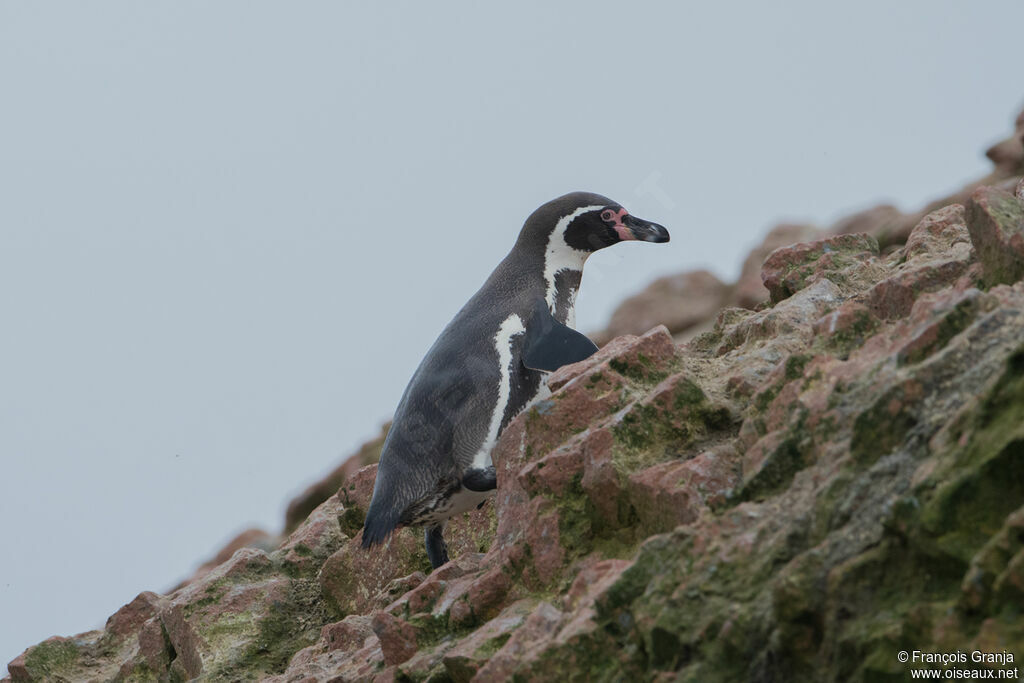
600;207;634;240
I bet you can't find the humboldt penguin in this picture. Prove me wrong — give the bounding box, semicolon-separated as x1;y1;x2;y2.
362;192;669;568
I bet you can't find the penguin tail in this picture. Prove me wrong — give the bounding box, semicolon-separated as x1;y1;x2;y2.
361;501;401;549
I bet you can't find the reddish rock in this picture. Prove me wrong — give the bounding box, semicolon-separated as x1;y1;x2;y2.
320;530;431;617
558;560;634;646
390;575;442;617
761;233;881;304
105;590;161;637
371;612;419;666
830;204;915;248
549;324;678;392
461;565;513;625
812;300;877;350
275;494;348;575
336;463;381;516
517;437;586;496
440;600;534;682
520;368;628;463
6;638;70;683
580;429;621;526
264;615;382;682
320;615;375;652
397;556;479;620
603;269;730;340
739;430;796;497
717;278;843;357
523;498;565;585
374;571;427;611
160;603;205;679
137;617;173;673
565;559;632;610
473;602;565;681
614;371;733;454
965;185;1024;286
984;108;1024;175
903;204;971;260
627;447;739;532
894;288;992;366
488;416;534;557
733;223;822;309
862;208;976;320
174;527;278;590
6;652;28;682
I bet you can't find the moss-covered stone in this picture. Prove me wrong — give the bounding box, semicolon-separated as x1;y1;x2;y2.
966;186;1024;287
21;638;80;680
739;435;807;501
849;379;923;464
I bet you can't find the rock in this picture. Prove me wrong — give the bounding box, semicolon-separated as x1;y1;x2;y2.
603;269;731;340
761;233;881;304
274;495;349;576
473;602;565;680
371;612;419;666
862;207;975;320
549;324;679;391
104;590;161;637
830;203;918;250
263;615;381;682
440;600;534;681
627;446;739;533
173;527;279;590
966;185;1024;286
733;223;822;309
984;107;1024;176
903;204;972;260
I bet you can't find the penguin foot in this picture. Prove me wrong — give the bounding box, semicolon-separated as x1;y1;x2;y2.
425;524;449;569
461;466;497;492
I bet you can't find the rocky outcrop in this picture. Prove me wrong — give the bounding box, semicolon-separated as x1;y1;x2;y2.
598;108;1024;343
597;269;731;344
8;111;1024;682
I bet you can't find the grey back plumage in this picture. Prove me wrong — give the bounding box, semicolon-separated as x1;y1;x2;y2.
362;254;544;544
361;191;648;547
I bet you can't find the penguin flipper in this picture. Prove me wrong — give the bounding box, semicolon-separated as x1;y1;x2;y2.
522;298;599;372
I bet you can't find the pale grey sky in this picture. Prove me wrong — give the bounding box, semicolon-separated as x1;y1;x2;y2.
2;0;1022;669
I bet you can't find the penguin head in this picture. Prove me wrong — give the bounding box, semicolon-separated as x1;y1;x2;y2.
519;191;670;255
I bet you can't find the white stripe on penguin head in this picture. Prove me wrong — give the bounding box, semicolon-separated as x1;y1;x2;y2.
542;204;604;319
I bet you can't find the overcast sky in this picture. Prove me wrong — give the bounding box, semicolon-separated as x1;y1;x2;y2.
2;0;1022;670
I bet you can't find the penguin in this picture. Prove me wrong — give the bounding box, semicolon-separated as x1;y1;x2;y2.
361;192;669;568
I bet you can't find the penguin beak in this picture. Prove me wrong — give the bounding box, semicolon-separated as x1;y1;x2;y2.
622;214;670;243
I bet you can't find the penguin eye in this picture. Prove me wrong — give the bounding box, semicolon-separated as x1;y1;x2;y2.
600;209;615;222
